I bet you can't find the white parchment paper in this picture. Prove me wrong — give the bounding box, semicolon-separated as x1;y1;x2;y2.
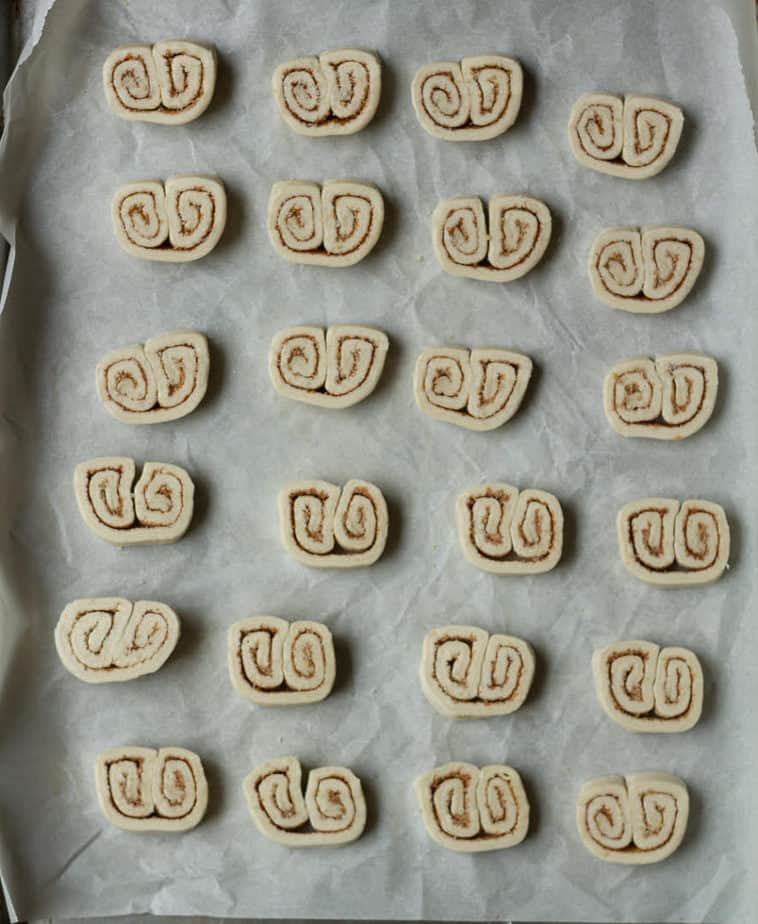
0;0;757;920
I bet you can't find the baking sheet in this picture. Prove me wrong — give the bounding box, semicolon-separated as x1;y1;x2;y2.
0;0;757;920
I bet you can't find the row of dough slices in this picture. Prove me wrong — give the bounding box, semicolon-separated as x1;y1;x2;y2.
92;744;689;864
94;327;720;440
104;42;686;181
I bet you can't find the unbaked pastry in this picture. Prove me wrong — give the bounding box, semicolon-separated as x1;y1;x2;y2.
457;483;563;575
95;745;208;832
55;598;179;683
420;626;534;718
604;353;718;440
617;497;729;586
103;41;216;124
576;772;689;863
432;195;551;281
273;49;381;135
568;93;683;179
268;180;383;267
74;457;194;546
416;762;529;851
279;479;388;568
228;616;335;705
411;56;522;141
414;346;532;431
243;756;366;847
269;326;388;408
112;175;226;262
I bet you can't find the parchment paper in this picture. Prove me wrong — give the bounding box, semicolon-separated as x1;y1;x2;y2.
0;1;756;921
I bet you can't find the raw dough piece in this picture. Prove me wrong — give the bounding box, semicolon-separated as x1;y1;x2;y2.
96;330;209;424
576;772;689;864
55;598;179;683
273;49;381;136
593;640;703;733
568;93;683;178
243;756;366;847
414;346;532;431
269;325;388;408
411;56;522;141
279;479;388;568
112;175;226;262
420;626;534;718
604;353;718;440
617;497;729;586
432;195;551;282
268;180;384;267
416;762;529;852
74;457;194;546
103;40;216;124
456;483;563;575
95;745;208;832
228;616;335;705
588;226;704;313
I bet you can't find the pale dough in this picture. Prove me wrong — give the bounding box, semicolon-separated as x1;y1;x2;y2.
112;175;227;262
617;497;730;586
411;56;523;141
269;325;388;408
228;615;336;705
414;346;532;431
456;483;563;575
588;226;705;313
243;756;366;847
272;49;381;136
576;772;689;864
568;93;683;179
416;762;529;852
74;457;194;546
95;745;208;832
268;179;384;267
592;640;703;733
604;353;718;440
420;625;534;718
103;40;216;124
279;479;388;568
432;194;551;282
55;598;179;683
96;329;209;424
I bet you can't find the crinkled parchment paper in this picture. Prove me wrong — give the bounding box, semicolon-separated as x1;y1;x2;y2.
0;0;756;920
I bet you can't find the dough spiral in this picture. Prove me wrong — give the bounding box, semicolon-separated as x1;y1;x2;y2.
268;180;384;267
244;756;366;847
617;497;730;586
269;325;388;408
568;93;683;179
593;640;703;733
279;479;388;568
74;457;194;546
112;175;226;262
414;346;532;431
456;483;563;575
577;772;689;864
604;353;718;440
412;56;523;141
432;195;551;282
416;762;529;852
420;626;535;718
96;330;209;424
589;226;704;313
273;49;381;136
228;616;336;706
55;598;179;683
95;746;208;832
103;40;216;124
